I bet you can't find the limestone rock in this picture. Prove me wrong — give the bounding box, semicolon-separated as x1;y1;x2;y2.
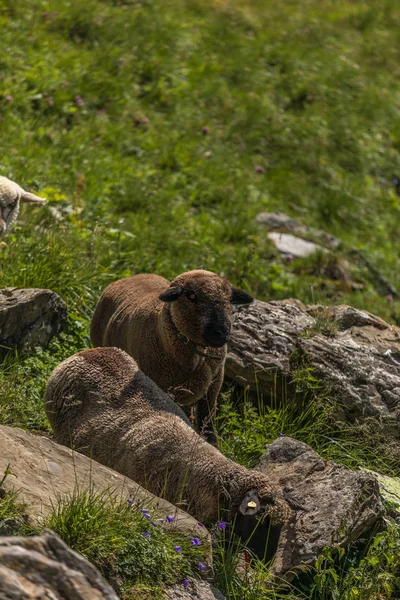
226;300;314;391
227;300;400;432
0;425;207;545
0;288;67;351
267;232;326;258
256;437;384;578
256;211;341;250
0;531;120;599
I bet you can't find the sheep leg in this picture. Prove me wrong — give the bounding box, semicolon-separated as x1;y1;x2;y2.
182;404;195;425
0;207;6;235
195;367;224;444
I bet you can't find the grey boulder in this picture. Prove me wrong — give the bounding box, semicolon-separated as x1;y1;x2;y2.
258;437;384;578
255;211;341;251
0;287;67;351
0;531;120;599
0;425;208;545
267;231;327;258
227;300;400;432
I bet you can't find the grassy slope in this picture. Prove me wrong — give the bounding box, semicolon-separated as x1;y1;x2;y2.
1;0;400;597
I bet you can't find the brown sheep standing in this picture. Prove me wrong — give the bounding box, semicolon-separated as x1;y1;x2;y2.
0;176;46;236
45;347;291;558
90;270;253;439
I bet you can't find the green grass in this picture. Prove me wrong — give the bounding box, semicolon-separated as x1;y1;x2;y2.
45;489;209;599
0;466;38;535
1;0;400;318
218;363;400;477
2;0;400;597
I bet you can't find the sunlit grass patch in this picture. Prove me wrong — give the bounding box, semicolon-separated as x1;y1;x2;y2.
46;488;209;599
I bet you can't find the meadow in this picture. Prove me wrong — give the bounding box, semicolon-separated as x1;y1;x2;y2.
1;0;400;597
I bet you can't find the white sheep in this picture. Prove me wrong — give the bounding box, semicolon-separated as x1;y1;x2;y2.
0;176;46;236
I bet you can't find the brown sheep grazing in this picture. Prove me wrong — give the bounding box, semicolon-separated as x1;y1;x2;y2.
45;347;292;558
0;176;46;236
90;270;253;439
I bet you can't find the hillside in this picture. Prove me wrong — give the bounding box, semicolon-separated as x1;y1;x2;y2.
1;0;400;598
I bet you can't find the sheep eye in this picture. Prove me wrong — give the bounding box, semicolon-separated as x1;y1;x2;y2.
186;292;197;303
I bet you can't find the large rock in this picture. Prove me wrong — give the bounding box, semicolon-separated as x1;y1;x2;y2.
0;288;67;351
0;531;120;599
227;300;400;432
257;437;384;579
0;425;207;545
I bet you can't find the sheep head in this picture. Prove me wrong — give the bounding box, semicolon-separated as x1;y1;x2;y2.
228;476;294;562
159;269;253;348
0;176;46;236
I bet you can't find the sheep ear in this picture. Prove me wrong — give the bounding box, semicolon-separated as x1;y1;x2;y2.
231;288;254;305
239;490;261;516
159;286;183;302
20;191;46;204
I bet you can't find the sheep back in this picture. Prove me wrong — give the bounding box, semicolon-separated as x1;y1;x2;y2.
45;348;290;527
90;274;167;354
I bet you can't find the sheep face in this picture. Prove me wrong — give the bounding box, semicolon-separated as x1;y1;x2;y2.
159;270;253;348
233;488;290;561
0;202;19;236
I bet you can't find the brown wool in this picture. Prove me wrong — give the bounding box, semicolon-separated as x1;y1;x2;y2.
90;270;253;433
45;347;290;526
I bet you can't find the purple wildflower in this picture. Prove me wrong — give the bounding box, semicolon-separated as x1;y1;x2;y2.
74;95;84;106
202;126;209;135
128;498;133;504
197;522;204;528
217;521;227;530
174;545;181;553
141;509;150;519
255;165;265;174
159;519;165;523
143;531;150;538
285;255;294;263
392;178;400;186
151;521;157;527
198;563;206;571
190;537;201;547
279;432;285;438
183;579;189;588
166;515;175;523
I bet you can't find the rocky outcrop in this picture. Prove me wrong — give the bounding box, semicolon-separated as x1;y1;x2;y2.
257;437;384;579
0;288;67;351
0;425;206;544
227;300;400;432
0;531;120;599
